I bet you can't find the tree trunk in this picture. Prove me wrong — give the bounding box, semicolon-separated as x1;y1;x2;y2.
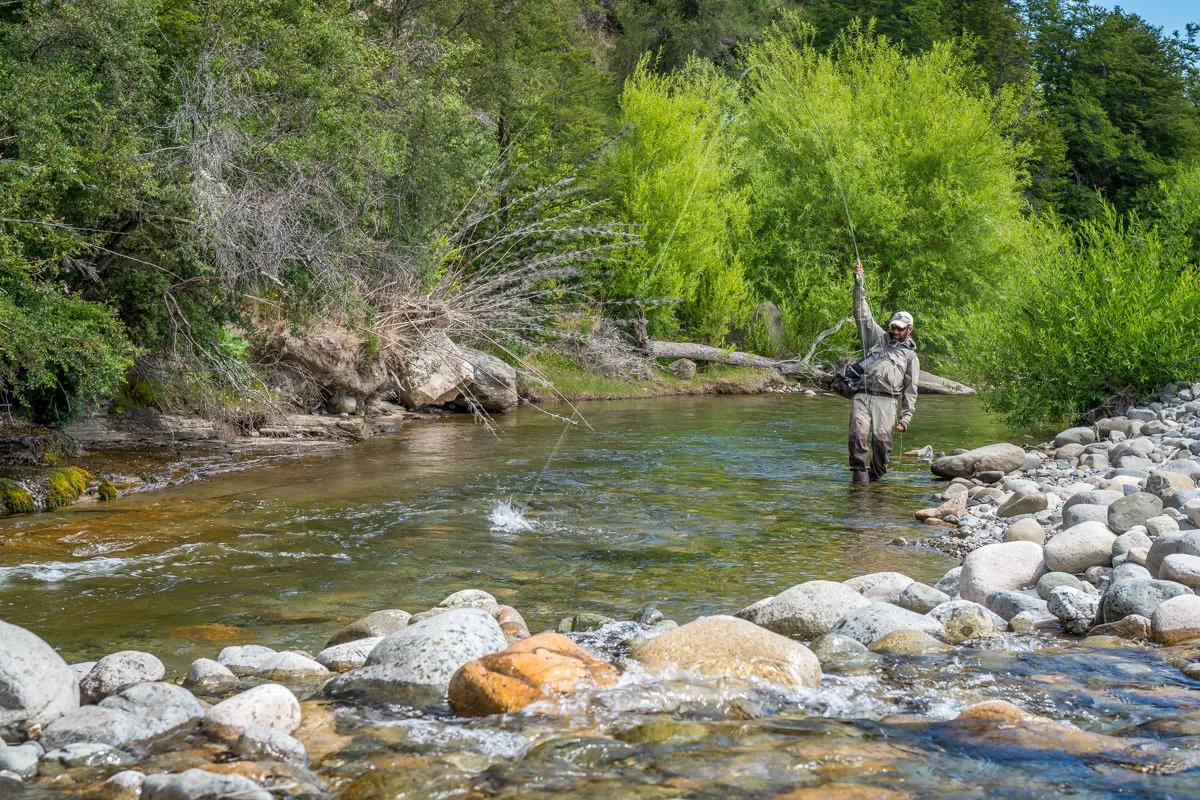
647;340;975;396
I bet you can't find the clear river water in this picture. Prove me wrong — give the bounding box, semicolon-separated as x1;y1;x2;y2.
2;396;1199;799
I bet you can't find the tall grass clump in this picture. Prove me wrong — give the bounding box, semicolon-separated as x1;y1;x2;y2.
600;57;752;343
742;19;1035;362
966;201;1200;425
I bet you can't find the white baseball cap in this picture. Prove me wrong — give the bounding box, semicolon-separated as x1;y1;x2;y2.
889;311;914;329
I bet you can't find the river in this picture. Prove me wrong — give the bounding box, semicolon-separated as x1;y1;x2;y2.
3;396;1199;798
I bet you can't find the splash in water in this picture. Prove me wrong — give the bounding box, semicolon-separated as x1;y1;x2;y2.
488;501;534;532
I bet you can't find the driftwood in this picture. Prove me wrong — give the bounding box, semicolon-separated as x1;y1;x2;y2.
648;340;975;396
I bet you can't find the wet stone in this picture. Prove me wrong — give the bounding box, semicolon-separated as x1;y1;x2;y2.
557;612;616;633
79;651;165;705
1036;572;1085;601
1100;579;1193;624
896;582;950;614
985;590;1050;622
141;768;272;800
928;600;1003;644
806;633;880;672
40;742;133;770
183;658;237;694
830;602;945;644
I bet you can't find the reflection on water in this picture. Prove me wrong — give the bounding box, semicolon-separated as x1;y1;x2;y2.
2;396;1198;798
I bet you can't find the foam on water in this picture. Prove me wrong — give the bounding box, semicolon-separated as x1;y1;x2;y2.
488;500;534;532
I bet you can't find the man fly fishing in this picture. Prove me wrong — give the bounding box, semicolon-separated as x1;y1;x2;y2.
848;260;918;484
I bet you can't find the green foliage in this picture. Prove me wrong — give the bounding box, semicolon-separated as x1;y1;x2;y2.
742;21;1035;362
46;466;91;509
608;0;779;80
601;58;752;341
0;272;136;424
1027;1;1200;219
965;203;1200;425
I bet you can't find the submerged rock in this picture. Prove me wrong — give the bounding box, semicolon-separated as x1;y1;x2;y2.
631;615;821;689
868;630;951;656
806;633;880;671
448;632;618;716
737;580;868;639
233;725;309;765
0;620;78;741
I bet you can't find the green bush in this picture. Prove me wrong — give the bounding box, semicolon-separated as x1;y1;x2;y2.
601;57;752;342
0;272;135;423
741;20;1036;363
965;205;1200;425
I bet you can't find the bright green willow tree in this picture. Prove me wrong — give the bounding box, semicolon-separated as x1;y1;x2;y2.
600;58;752;342
742;20;1037;364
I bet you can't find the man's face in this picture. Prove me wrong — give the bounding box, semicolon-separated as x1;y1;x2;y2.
889;324;912;342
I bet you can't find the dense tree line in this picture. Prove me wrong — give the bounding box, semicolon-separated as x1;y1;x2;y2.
0;0;1197;424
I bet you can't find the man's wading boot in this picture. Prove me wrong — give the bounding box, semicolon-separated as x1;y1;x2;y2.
851;469;870;486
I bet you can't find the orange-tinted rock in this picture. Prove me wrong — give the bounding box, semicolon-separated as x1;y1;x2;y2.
448;632;617;716
169;623;249;643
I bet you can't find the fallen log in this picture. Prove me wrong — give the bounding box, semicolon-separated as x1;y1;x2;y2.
647;340;975;396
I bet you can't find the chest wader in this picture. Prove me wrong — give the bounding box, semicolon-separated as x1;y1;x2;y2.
849;390;898;484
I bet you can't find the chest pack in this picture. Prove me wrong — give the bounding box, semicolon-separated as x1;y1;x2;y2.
831;349;887;399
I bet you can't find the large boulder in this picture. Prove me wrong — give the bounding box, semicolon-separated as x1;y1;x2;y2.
1108;493;1164;533
448;632;617;716
843;572;914;603
737;581;869;639
0;620;78;741
931;443;1026;480
1099;579;1193;624
829;602;946;645
959;541;1047;604
1151;594;1200;645
460;348;518;412
631;615;821;689
41;682;203;751
327;608;507;702
79;651;165;704
1043;522;1117;574
202;684;301;742
398;332;474;408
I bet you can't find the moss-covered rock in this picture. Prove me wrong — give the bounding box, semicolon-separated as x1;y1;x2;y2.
0;480;36;515
46;466;91;509
98;478;117;501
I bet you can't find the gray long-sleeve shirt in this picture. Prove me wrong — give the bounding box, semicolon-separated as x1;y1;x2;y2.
853;279;919;426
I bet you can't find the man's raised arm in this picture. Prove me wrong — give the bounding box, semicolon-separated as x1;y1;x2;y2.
853;261;886;353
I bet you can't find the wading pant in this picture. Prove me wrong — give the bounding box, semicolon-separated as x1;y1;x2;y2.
849;392;897;481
